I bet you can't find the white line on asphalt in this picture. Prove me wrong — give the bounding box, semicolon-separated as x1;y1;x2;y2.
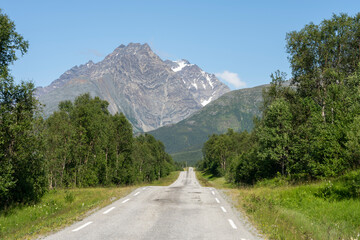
122;198;130;203
134;191;140;196
228;219;237;229
221;206;227;212
72;221;93;232
143;187;147;190
211;191;215;195
103;207;115;214
215;198;220;203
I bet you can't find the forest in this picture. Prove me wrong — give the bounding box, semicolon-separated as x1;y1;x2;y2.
0;10;178;209
198;13;360;186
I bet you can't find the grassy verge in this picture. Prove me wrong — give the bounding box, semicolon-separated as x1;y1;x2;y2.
145;171;181;186
196;170;360;240
0;171;180;240
195;171;232;188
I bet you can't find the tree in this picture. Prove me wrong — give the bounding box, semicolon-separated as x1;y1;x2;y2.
43;111;75;188
110;113;134;184
0;9;47;208
0;9;29;79
286;13;360;122
257;98;293;176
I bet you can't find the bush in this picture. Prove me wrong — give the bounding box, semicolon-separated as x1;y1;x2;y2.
64;191;75;203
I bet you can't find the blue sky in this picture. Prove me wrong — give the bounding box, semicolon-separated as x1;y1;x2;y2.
2;0;360;89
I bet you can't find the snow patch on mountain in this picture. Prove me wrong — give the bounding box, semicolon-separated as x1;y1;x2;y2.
191;82;198;90
172;60;192;72
201;70;214;89
201;96;213;106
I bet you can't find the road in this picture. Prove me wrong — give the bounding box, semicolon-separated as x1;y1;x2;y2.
44;168;262;240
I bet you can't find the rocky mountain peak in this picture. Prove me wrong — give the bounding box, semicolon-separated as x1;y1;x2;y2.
105;43;160;64
36;43;230;132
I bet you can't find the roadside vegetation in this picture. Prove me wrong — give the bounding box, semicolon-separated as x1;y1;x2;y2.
197;170;360;239
0;8;181;240
197;13;360;186
0;171;180;240
197;13;360;240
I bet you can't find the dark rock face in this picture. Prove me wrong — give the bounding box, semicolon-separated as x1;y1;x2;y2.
36;43;230;132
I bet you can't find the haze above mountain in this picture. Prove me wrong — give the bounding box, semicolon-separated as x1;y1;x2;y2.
36;43;230;132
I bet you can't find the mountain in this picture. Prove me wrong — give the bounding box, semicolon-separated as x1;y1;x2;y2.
149;84;267;165
36;43;229;132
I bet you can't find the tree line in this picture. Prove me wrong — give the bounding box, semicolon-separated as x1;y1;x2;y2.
43;93;176;189
0;10;178;209
198;13;360;184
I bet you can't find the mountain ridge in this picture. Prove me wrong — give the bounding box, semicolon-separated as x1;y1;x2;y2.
36;43;230;132
149;84;267;164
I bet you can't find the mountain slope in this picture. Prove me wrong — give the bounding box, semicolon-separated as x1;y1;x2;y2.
149;84;267;164
36;43;229;132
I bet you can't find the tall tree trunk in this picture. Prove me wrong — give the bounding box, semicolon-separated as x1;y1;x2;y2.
105;149;108;182
49;172;53;189
61;156;66;186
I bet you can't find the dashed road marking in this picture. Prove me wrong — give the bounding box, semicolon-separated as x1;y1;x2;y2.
211;191;215;195
228;219;237;229
221;206;227;212
72;221;93;232
122;198;130;203
103;207;115;214
134;191;140;196
215;198;220;203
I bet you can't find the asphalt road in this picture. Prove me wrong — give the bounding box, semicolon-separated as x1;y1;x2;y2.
43;168;262;240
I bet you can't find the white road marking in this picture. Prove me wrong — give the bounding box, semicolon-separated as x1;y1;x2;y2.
72;221;93;232
211;191;215;195
228;219;237;229
221;206;227;212
134;191;140;196
143;187;147;190
122;198;130;203
103;207;115;214
215;198;220;203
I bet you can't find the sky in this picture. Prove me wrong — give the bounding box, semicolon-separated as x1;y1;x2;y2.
2;0;360;90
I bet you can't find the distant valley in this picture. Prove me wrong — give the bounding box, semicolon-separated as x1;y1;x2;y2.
36;42;268;165
150;84;266;165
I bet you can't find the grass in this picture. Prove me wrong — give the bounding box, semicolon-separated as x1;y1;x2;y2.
195;171;229;188
0;171;180;240
196;170;360;240
145;171;181;186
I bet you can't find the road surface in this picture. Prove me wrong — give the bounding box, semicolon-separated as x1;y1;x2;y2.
44;168;262;240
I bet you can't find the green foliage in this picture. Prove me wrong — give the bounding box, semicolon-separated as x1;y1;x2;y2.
201;13;360;185
132;134;175;182
200;129;254;179
0;187;137;240
315;171;360;201
0;10;46;209
0;9;28;78
150;85;264;163
43;94;175;188
197;170;360;239
64;191;75;203
171;149;202;167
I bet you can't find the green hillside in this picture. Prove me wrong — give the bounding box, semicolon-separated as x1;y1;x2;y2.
150;84;267;165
